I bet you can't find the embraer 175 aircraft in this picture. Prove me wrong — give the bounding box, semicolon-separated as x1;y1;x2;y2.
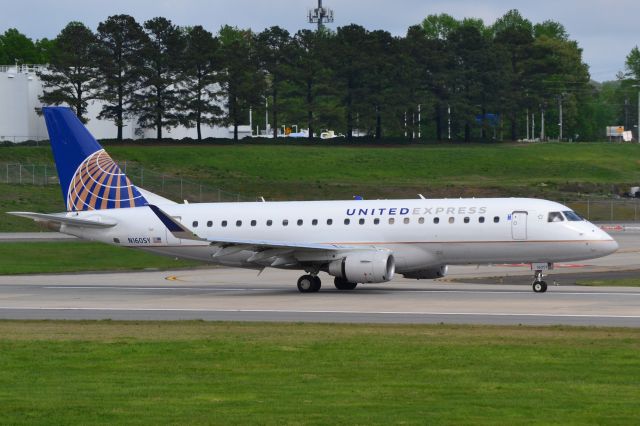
9;107;619;293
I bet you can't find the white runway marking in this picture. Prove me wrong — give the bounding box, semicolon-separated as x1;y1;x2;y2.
43;286;273;291
41;286;640;297
1;306;639;319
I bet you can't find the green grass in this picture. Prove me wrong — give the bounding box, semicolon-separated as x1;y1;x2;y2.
3;142;640;231
107;143;640;198
576;278;640;287
3;142;640;199
0;321;638;424
0;184;64;231
0;242;202;274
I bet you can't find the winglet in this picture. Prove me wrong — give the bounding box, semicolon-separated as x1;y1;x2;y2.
148;205;204;241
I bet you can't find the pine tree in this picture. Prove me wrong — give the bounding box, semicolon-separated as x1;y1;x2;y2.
178;26;222;141
95;14;146;140
39;22;99;122
132;17;185;140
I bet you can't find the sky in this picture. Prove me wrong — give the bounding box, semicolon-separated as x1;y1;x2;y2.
0;0;638;82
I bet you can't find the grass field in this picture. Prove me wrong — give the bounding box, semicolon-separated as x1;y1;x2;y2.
3;142;640;200
576;278;640;287
3;142;640;232
0;242;202;274
0;321;638;424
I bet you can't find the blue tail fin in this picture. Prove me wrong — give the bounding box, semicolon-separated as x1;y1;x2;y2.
42;107;148;211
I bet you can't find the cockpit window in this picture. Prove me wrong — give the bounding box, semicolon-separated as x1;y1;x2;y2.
548;212;564;222
563;211;584;221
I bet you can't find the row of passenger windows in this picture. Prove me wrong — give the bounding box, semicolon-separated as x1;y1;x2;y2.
193;216;501;228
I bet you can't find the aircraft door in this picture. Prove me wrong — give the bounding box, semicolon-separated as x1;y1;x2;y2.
511;211;528;240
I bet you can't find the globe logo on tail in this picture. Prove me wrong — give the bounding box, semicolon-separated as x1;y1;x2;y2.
66;149;147;211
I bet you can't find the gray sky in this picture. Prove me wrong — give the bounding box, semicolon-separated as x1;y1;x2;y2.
1;0;638;81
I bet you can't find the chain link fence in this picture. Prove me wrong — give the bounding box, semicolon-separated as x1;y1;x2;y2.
0;162;259;203
3;162;640;220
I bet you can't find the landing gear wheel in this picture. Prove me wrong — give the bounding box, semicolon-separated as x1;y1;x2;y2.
533;281;548;293
297;275;321;293
334;277;358;290
532;269;548;293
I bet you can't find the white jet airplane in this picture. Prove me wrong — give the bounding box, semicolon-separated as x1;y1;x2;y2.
9;107;619;293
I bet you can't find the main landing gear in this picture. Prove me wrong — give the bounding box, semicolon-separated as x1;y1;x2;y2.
532;270;548;293
296;275;359;292
297;274;321;293
333;277;358;291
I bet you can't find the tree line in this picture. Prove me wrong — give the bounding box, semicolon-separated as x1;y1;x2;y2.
1;10;639;142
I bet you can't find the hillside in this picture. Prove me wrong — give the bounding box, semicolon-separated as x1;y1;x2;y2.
2;142;640;231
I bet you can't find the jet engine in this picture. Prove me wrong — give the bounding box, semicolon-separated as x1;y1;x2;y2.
402;265;448;280
328;251;395;283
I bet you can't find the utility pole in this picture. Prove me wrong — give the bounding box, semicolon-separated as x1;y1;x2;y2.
634;84;640;142
447;104;451;141
308;0;334;32
532;113;535;140
265;98;269;136
558;94;564;141
418;104;421;139
541;105;545;141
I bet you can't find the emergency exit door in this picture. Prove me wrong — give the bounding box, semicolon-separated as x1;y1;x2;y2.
511;211;528;240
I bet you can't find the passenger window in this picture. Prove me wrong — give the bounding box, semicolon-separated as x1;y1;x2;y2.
266;220;272;226
434;217;440;224
548;212;564;222
464;217;470;224
236;220;242;227
222;220;227;227
374;218;380;225
449;217;455;224
344;218;350;225
389;218;395;225
312;219;318;225
283;219;289;226
418;217;425;224
297;219;303;226
359;218;365;225
404;217;410;224
494;216;500;223
327;219;333;225
251;220;256;226
193;221;198;227
207;220;213;227
479;217;485;223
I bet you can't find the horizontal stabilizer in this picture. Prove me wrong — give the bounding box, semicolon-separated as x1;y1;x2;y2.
7;212;117;228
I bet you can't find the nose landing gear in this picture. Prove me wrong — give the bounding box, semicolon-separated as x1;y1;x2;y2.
532;270;548;293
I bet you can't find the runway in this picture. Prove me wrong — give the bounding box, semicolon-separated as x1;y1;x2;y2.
1;267;639;326
0;230;639;326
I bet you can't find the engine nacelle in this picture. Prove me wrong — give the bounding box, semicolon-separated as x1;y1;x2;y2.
328;251;395;283
402;265;448;280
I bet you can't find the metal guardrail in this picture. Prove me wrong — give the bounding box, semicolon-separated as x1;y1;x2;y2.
0;162;258;203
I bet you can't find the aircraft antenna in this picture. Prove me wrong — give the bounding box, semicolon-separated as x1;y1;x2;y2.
308;0;334;31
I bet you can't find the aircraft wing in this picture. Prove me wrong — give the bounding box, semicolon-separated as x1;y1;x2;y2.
7;211;117;228
148;205;362;265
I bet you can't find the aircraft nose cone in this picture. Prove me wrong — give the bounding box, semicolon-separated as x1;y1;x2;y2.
602;238;619;255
